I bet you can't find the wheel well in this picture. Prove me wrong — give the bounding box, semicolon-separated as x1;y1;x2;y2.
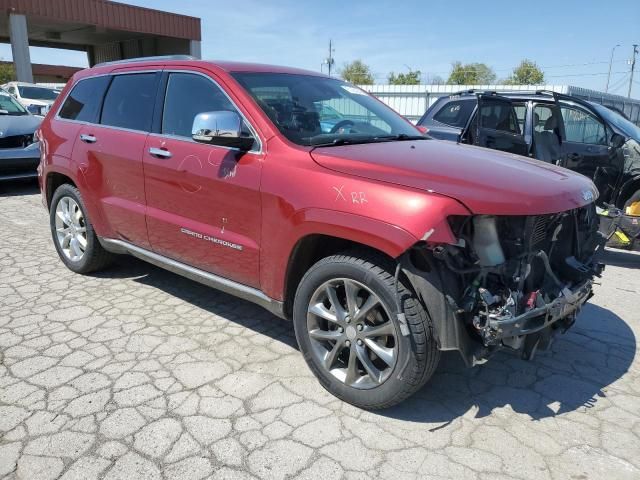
282;234;395;319
46;173;76;209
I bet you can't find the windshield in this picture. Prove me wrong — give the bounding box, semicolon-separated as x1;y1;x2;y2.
17;86;60;101
0;90;28;115
232;72;423;146
590;102;640;141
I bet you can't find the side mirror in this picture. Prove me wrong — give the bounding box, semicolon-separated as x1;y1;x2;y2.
192;111;254;151
610;133;626;149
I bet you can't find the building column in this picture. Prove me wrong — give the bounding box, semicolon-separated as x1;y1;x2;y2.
189;40;201;59
9;13;33;83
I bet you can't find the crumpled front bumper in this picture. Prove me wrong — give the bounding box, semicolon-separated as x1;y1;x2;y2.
486;279;593;342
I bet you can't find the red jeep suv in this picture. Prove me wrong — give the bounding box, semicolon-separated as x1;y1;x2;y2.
39;56;603;408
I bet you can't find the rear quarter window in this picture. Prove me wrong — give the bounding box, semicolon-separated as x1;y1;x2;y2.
432;100;474;128
58;76;110;123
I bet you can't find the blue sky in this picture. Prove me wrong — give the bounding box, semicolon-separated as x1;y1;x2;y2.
1;0;639;97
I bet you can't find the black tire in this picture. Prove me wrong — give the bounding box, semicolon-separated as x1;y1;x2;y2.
293;251;440;409
50;184;114;274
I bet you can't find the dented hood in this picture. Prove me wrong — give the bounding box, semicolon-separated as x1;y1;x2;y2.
310;139;597;215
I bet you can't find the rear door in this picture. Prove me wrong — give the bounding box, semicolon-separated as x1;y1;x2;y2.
73;69;160;249
558;101;618;201
470;94;529;156
420;98;475;141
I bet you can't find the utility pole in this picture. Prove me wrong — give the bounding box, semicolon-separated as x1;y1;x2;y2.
605;44;620;92
629;44;638;98
322;39;335;76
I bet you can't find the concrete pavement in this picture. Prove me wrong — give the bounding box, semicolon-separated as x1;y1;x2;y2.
1;182;639;480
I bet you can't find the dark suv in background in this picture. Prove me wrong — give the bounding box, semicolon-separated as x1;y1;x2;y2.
418;91;640;216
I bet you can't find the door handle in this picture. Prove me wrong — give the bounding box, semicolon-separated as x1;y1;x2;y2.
79;134;96;144
148;147;172;159
568;153;581;160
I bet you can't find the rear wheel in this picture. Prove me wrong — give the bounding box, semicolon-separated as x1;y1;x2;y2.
293;251;439;409
50;184;114;273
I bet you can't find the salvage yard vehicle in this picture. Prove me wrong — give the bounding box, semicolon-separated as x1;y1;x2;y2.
0;88;42;181
39;57;604;409
2;81;60;116
418;91;640;215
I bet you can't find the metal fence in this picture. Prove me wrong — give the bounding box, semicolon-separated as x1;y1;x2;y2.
358;84;640;126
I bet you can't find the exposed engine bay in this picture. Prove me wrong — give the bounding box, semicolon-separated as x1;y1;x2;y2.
403;203;606;364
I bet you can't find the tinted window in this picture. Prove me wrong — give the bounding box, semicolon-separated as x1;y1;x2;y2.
432;100;474;128
18;86;59;101
59;76;110;122
479;100;520;134
560;104;606;145
162;73;235;137
533;104;556;132
513;103;526;132
101;73;158;131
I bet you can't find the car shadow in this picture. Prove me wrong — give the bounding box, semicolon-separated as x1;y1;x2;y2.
600;247;640;269
90;255;299;349
380;302;635;422
0;179;39;197
96;256;634;421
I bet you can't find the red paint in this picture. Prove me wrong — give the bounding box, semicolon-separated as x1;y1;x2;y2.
40;59;598;303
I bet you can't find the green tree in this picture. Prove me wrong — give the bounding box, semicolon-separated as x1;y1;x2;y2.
447;61;496;85
388;70;421;85
340;60;374;85
0;63;15;84
504;59;545;85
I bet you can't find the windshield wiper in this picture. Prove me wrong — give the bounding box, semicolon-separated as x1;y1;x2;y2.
310;138;373;147
373;133;428;142
310;134;428;148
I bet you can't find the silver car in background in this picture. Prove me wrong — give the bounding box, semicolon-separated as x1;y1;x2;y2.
2;82;59;116
0;89;42;181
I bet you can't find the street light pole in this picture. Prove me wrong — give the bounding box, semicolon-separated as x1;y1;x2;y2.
628;44;638;98
605;44;620;93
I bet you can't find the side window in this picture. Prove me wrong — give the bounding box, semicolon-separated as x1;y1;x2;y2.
58;76;110;123
100;73;158;132
433;100;474;128
532;104;557;132
8;86;15;95
479;100;521;134
560;105;606;145
162;73;257;148
513;104;526;132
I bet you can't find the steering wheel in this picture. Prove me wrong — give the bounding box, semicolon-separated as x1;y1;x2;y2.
330;120;355;134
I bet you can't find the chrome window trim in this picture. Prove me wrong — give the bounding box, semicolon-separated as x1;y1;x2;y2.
54;69;263;154
158;69;263;154
55;70;160;132
54;72;111;122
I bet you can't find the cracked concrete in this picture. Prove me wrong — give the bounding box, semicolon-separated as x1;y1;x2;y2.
1;182;639;480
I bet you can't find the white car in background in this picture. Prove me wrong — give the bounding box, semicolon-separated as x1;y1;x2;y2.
2;82;60;116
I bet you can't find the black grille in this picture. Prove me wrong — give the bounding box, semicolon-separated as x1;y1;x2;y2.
0;134;34;149
530;215;552;247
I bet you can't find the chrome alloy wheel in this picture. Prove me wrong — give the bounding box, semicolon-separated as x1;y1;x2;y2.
54;197;87;262
307;278;398;389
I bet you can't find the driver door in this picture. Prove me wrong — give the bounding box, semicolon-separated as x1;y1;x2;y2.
466;94;529;156
143;70;263;288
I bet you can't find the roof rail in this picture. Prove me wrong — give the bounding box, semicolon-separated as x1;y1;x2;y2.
94;55;197;68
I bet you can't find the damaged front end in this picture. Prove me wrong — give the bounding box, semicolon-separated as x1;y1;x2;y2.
403;203;605;365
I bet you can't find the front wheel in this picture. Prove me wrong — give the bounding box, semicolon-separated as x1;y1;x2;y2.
293;251;439;409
